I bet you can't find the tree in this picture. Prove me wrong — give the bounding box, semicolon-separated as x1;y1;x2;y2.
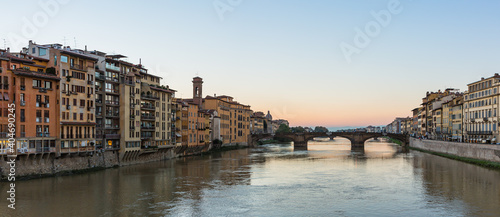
314;126;329;133
291;126;306;133
276;124;291;133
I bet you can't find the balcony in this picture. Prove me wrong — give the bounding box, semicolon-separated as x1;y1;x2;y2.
105;77;119;83
87;80;94;85
36;132;51;137
130;103;136;108
95;73;104;80
106;134;120;140
96;99;103;104
66;105;71;110
141;114;156;121
105;124;120;129
467;131;493;135
106;111;120;118
105;89;119;95
3;84;9;90
39;88;47;93
105;63;120;72
87;106;93;111
124;80;134;86
141;104;155;111
70;64;85;71
87;93;91;98
141;94;159;101
35;147;56;153
20;85;25;90
141;125;155;131
105;100;119;106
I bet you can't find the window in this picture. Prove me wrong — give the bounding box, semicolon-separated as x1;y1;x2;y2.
73;99;76;106
33;79;42;88
44;81;52;89
61;56;68;63
73;113;77;120
39;48;47;56
36;110;42;123
20;109;25;122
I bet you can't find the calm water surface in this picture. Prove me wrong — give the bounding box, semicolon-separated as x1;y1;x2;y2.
2;138;500;216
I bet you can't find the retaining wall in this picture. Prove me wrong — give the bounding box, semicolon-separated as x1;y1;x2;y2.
410;138;500;163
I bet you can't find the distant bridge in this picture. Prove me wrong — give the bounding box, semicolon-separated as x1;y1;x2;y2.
249;132;409;149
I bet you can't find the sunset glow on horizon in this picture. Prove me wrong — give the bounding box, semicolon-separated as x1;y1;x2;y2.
2;0;499;127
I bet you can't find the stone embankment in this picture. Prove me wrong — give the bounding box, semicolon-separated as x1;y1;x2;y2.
410;138;500;163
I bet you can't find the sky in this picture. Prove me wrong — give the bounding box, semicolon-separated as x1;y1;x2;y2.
1;0;499;127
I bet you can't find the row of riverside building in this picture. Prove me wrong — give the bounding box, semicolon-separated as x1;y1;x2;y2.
386;73;500;144
0;41;289;160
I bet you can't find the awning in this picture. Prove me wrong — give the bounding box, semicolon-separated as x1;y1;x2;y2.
176;133;182;137
3;93;9;101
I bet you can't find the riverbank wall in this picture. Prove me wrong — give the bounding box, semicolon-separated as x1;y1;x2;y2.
0;143;245;180
410;138;500;163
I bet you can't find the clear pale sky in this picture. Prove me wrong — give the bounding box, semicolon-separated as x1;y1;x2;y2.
1;0;499;127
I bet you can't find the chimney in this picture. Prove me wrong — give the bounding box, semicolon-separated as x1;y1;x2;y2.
85;45;87;52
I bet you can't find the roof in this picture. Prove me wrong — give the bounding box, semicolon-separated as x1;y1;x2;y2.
12;69;60;81
61;122;96;126
151;86;176;94
60;50;97;61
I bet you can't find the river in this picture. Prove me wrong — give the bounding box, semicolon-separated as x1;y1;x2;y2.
1;138;500;216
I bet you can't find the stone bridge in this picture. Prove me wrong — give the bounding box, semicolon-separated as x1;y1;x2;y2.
249;132;409;149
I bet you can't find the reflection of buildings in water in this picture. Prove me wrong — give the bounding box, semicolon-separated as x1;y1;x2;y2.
413;152;500;215
173;149;253;199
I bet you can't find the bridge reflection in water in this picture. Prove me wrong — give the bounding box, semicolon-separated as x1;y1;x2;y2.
303;137;406;159
251;132;409;150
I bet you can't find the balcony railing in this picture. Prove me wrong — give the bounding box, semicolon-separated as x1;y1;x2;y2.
105;125;120;129
105;63;120;71
105;77;119;83
96;73;104;80
87;80;93;85
36;132;51;137
70;64;85;71
141;114;156;120
141;94;159;101
106;111;120;117
20;85;25;90
124;80;134;86
141;104;155;110
467;131;493;135
105;100;119;106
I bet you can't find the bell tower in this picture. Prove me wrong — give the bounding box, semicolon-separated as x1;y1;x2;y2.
193;77;203;108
